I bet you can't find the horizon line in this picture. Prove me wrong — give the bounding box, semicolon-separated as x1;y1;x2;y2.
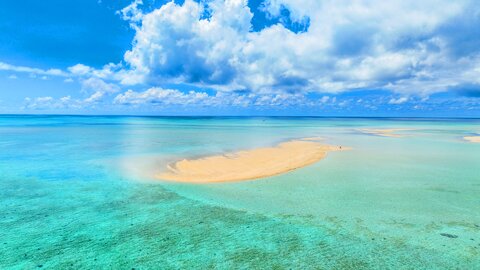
1;113;479;120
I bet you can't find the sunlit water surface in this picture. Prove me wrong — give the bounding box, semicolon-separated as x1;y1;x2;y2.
1;116;479;269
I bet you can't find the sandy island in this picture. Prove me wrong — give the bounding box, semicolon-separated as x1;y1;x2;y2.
359;128;411;138
464;136;480;143
157;139;348;183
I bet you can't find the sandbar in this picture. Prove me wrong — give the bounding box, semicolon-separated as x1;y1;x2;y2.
464;136;480;143
157;139;348;183
359;128;411;138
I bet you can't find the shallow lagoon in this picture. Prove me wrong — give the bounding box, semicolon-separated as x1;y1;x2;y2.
1;116;479;269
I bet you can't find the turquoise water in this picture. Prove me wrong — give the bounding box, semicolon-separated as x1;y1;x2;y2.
0;115;479;269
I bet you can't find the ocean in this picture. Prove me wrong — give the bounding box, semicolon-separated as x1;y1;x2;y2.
1;115;479;269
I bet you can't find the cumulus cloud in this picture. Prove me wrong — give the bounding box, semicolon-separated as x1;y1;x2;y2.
23;96;79;110
119;0;480;96
22;77;123;110
118;0;144;25
114;88;209;105
68;62;125;80
114;87;321;108
84;92;107;103
7;0;480;113
68;64;93;76
23;92;115;110
80;77;121;103
122;0;252;88
81;77;120;94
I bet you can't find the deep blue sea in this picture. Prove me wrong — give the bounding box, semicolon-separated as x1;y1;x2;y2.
1;115;479;269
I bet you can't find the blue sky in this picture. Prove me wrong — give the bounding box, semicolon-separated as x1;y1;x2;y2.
0;0;479;116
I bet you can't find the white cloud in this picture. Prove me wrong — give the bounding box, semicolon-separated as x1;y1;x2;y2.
8;75;17;79
388;96;409;104
114;87;324;108
118;0;479;96
81;77;120;94
122;0;252;87
114;88;209;105
0;61;124;86
68;64;93;76
22;93;111;110
0;62;68;77
118;0;144;26
320;96;330;103
6;0;480;112
67;63;125;79
23;96;79;110
80;77;121;103
84;91;106;103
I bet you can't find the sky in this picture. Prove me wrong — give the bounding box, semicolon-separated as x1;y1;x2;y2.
0;0;480;116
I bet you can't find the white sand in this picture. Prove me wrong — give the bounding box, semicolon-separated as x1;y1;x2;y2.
157;139;348;183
